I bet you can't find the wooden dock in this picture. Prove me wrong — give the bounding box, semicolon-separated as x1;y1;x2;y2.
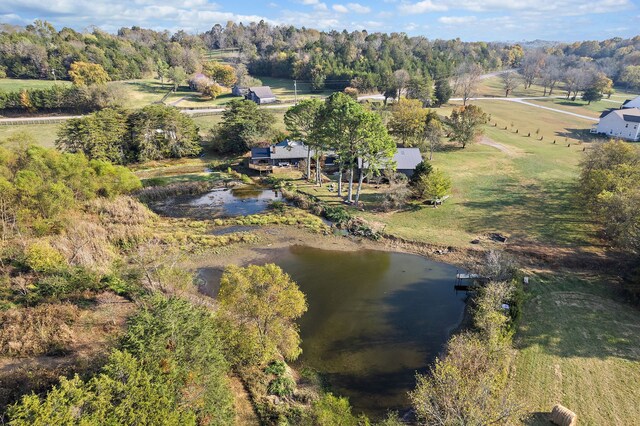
455;272;488;290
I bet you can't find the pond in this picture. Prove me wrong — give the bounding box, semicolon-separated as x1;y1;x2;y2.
150;186;283;219
197;245;467;419
275;246;467;419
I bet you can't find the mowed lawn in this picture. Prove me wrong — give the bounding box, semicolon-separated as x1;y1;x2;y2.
257;76;334;102
351;100;597;248
0;123;60;148
0;78;70;91
514;274;640;425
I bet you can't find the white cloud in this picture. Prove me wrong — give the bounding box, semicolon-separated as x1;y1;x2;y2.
398;0;448;14
399;0;632;15
299;0;320;5
332;4;349;13
314;2;329;11
438;15;476;24
348;3;371;13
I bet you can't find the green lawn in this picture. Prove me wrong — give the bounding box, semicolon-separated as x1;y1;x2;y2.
256;76;334;102
514;273;640;425
0;78;71;91
297;99;596;249
192;110;286;135
0;123;60;148
527;97;622;118
475;76;548;98
463;99;595;144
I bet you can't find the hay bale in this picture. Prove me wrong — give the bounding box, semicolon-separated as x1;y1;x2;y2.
550;404;577;426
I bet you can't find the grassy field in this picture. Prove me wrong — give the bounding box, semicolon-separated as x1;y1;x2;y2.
458;99;596;143
0;78;71;91
312;99;598;248
256;76;333;102
514;273;640;425
527;97;621;118
0;123;60;147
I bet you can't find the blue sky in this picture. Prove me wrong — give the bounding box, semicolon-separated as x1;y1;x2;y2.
1;0;638;41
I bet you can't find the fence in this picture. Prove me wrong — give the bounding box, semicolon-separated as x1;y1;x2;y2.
0;117;77;126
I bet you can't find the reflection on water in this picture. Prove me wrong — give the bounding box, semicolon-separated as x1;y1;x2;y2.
149;186;283;219
276;246;467;419
198;245;466;419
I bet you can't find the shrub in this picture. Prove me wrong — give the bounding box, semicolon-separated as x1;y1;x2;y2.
267;376;295;397
0;303;79;357
24;241;67;273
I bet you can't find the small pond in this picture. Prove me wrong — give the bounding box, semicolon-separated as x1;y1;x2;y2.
200;246;466;419
150;186;283;219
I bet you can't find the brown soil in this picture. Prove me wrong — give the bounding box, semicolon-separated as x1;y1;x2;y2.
0;292;135;409
229;376;260;426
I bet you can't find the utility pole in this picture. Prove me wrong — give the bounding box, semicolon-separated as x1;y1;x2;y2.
294;80;298;105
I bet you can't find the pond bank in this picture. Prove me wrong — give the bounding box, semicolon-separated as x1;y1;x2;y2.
188;225;476;419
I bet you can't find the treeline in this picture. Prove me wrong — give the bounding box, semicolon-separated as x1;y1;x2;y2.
204;21;523;92
579;140;640;300
519;36;640;97
0;21;205;80
411;252;524;425
56;105;201;164
0;83;124;114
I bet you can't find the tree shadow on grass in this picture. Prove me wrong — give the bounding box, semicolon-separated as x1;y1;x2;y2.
554;128;600;142
457;178;593;247
514;275;640;362
521;412;553;425
124;80;171;95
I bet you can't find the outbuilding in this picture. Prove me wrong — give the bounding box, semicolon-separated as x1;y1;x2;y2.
245;86;276;104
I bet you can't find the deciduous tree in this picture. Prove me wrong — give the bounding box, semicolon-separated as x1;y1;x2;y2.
213;100;275;153
218;264;307;364
445;104;488;148
388;98;427;146
284;99;323;182
68;61;110;86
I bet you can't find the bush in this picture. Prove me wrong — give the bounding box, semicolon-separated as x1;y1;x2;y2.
268;376;295;397
0;303;79;357
121;296;235;424
24;241;67;273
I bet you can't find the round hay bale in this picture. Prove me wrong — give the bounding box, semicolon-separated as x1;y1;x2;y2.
550;404;577;426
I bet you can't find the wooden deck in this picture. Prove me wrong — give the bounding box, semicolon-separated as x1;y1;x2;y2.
248;163;273;172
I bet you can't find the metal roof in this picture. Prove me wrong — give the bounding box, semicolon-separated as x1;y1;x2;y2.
250;147;271;159
358;147;422;170
248;86;275;99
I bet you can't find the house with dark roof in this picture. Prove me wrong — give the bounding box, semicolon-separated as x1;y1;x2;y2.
245;86;276;104
250;140;329;168
357;147;423;177
594;107;640;141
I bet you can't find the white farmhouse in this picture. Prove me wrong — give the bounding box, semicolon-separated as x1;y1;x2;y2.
594;108;640;141
622;95;640;109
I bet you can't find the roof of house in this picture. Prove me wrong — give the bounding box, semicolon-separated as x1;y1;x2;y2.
394;148;423;170
600;107;640;123
358;147;422;170
622;95;640;109
600;109;616;118
248;86;275;99
270;140;311;160
250;147;271;159
622;109;640;123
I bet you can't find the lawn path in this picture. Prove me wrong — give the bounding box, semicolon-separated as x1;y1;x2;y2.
512;99;598;122
478;135;521;156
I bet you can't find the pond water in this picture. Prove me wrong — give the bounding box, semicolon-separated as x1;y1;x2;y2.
151;186;283;218
198;245;466;419
275;246;466;418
